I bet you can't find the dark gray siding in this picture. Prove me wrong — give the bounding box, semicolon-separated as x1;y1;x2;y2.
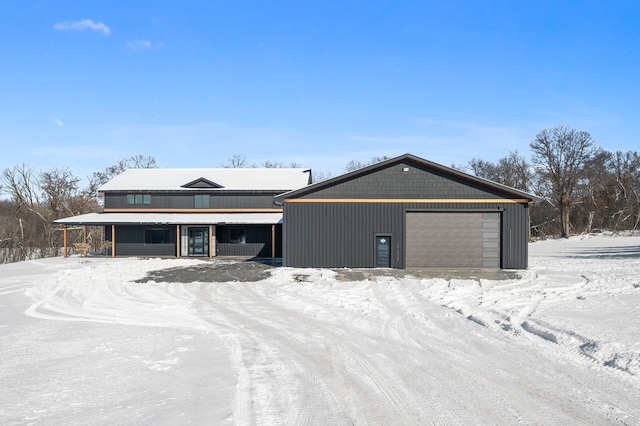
501;203;529;268
301;161;519;200
282;202;529;269
104;192;280;209
283;203;400;268
112;226;176;256
216;225;281;257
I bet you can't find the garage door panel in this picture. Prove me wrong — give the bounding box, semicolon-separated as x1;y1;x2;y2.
406;212;500;268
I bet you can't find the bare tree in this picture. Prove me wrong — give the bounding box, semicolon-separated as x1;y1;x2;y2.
310;169;333;183
344;156;390;172
530;125;597;238
468;151;532;192
262;160;302;168
87;155;157;194
1;164;43;220
222;154;251;168
262;160;284;168
40;167;81;218
0;165;93;260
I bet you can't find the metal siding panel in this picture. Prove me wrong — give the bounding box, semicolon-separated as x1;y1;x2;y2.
501;203;529;269
282;202;404;268
282;167;531;269
216;225;272;257
103;192;278;209
302;161;515;200
282;201;530;269
114;226;176;256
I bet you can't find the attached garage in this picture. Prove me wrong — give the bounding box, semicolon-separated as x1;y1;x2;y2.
405;212;500;268
275;154;538;270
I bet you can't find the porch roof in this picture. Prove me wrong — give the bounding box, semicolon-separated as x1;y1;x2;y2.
54;212;283;226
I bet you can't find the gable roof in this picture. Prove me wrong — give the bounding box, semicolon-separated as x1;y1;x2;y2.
275;153;540;202
181;177;224;189
99;168;312;192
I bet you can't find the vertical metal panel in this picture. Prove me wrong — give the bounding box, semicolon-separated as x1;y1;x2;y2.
275;224;283;257
501;203;529;269
283;202;403;268
216;225;274;257
300;160;518;200
282;201;530;269
104;192;279;209
113;225;176;256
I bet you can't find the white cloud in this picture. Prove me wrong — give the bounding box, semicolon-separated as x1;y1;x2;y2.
55;119;63;127
53;19;111;35
126;40;161;51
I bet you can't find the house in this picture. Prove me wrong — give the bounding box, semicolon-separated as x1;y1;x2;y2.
274;154;538;269
56;154;538;269
55;168;312;258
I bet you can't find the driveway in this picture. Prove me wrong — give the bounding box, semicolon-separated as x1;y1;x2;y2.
136;257;520;283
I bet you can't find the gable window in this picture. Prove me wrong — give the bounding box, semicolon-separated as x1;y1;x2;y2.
144;228;170;244
229;228;246;244
194;194;210;209
126;194;151;205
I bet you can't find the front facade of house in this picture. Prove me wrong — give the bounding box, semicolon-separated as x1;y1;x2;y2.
57;154;537;269
56;168;312;258
275;154;537;269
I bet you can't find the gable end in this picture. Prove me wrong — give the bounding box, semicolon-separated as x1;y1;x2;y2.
181;177;224;189
276;154;538;203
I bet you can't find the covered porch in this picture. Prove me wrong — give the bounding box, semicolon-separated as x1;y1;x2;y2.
54;212;283;259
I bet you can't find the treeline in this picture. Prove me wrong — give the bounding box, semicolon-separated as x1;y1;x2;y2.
1;126;638;263
458;125;640;238
0;155;156;263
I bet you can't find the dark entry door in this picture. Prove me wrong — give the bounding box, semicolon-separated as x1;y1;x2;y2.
188;227;209;256
376;235;391;267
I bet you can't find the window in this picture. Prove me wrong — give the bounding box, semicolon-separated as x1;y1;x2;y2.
144;228;170;244
230;228;246;244
126;194;151;205
194;194;210;209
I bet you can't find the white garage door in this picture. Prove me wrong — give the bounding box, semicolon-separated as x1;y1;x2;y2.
405;212;500;268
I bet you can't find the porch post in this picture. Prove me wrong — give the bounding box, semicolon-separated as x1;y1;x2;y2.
63;225;68;258
209;225;213;258
111;225;116;258
83;225;87;256
176;225;180;258
271;224;276;258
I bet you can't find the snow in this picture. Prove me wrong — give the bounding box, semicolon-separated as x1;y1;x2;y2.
1;235;639;424
97;168;311;192
54;212;283;225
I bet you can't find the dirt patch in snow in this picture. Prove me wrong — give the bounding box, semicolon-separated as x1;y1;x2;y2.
136;258;521;283
136;259;280;283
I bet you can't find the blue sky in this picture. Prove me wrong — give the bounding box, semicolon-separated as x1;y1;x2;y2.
2;1;639;182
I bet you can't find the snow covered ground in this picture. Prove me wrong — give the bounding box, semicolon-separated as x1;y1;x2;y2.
1;235;639;425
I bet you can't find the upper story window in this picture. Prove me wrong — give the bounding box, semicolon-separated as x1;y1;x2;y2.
194;194;210;209
126;194;151;205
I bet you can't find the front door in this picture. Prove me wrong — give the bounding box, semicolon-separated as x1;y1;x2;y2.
188;227;209;256
376;235;391;267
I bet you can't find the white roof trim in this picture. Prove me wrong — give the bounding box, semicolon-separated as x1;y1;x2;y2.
55;212;283;225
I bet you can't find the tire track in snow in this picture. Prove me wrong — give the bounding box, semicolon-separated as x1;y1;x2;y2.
372;279;527;424
212;281;444;424
187;282;346;426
